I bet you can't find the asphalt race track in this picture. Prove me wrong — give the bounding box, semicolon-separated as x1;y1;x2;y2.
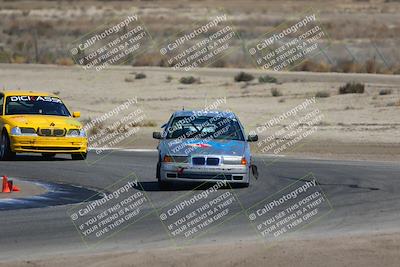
0;151;399;261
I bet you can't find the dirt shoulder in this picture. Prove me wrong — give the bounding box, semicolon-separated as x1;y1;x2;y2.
1;64;399;163
2;232;399;267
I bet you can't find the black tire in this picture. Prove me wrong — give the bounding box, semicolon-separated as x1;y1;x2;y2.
156;161;161;179
250;164;259;180
71;152;87;160
156;157;169;189
0;131;15;161
42;153;56;159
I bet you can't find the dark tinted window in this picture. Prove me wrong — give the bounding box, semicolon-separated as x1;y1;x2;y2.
5;96;71;116
166;115;244;141
0;94;3;115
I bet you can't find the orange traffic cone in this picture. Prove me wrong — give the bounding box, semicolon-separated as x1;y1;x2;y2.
8;181;13;191
12;185;20;192
2;176;11;193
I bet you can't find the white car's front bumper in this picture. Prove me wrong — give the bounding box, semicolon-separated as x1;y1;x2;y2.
160;163;250;184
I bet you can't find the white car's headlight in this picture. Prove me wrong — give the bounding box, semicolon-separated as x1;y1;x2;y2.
66;129;86;137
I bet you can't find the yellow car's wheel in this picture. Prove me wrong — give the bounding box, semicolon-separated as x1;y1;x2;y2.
0;131;15;161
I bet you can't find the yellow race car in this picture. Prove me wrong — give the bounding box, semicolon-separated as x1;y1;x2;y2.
0;91;88;160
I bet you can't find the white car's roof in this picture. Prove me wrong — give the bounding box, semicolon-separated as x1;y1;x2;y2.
173;110;236;118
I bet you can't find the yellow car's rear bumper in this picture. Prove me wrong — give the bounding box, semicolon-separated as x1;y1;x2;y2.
10;135;87;154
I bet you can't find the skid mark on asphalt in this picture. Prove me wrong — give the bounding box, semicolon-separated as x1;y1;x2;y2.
278;175;380;191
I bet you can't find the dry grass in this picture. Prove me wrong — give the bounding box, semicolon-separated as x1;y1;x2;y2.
271;88;282;97
165;75;173;83
258;75;277;83
124;77;135;83
135;73;147;79
129;120;157;127
339;82;365;94
234;72;254;82
180;76;200;84
379;89;392;95
294;60;331;72
386;100;400;107
315;91;330;98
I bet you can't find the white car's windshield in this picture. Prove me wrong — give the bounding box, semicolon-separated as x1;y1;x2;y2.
5;96;71;116
166;115;245;141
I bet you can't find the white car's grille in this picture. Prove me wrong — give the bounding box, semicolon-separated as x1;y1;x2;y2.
192;157;220;166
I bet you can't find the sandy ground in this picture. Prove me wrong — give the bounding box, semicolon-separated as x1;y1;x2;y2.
1;232;399;267
2;63;399;161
